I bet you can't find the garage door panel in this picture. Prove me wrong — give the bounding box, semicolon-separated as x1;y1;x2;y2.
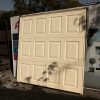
64;41;79;61
31;62;47;86
33;17;48;36
47;11;86;37
19;17;33;39
49;16;62;34
18;40;33;60
34;41;45;58
47;62;61;89
62;38;85;63
46;38;63;62
67;15;80;33
32;11;86;38
48;41;61;59
21;42;31;56
35;18;46;34
17;61;32;83
17;9;86;94
63;68;78;87
64;12;86;36
32;39;48;61
66;14;86;34
20;63;30;82
60;65;83;93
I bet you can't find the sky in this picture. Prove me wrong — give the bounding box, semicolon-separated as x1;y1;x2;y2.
0;0;100;11
80;0;100;4
0;0;14;11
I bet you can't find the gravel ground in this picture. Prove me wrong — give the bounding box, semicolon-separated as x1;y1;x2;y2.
0;64;99;100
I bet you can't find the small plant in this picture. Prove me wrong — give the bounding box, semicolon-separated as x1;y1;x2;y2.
89;58;96;72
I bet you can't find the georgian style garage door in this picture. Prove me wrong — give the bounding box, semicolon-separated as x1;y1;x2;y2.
17;8;86;94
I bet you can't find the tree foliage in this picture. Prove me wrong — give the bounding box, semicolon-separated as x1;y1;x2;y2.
13;0;29;14
12;0;81;15
0;0;81;29
0;11;17;30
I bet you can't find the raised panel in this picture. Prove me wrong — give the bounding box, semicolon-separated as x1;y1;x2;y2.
36;18;46;34
23;20;32;34
33;64;44;81
49;41;61;59
64;68;78;87
50;17;62;34
21;63;30;80
65;42;79;60
34;41;45;58
48;67;60;85
21;42;31;56
67;15;80;33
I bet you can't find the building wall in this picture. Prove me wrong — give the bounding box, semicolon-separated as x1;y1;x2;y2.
85;41;100;89
88;42;100;71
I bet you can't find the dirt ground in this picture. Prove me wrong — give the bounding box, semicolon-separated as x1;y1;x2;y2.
0;64;99;100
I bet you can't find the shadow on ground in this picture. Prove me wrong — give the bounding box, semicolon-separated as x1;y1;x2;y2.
0;85;97;100
0;63;98;100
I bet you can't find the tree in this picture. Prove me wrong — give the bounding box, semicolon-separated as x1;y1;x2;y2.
28;0;35;12
12;0;81;14
13;0;29;15
62;0;80;9
0;11;16;30
43;0;61;11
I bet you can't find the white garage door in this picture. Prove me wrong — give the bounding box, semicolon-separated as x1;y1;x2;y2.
17;8;86;94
